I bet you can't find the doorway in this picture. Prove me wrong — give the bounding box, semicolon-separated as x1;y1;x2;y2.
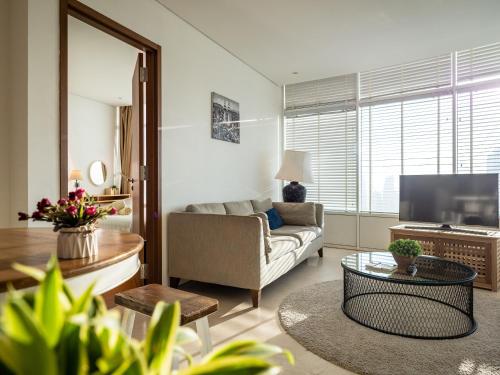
60;0;162;286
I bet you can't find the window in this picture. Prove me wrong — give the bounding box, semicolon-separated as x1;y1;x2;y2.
284;75;357;211
284;42;500;214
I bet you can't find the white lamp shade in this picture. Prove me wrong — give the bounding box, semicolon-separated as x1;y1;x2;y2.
275;150;314;183
69;169;83;181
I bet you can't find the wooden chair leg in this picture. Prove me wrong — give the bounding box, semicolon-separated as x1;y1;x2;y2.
121;307;136;337
318;248;323;258
169;277;180;288
250;289;261;308
195;316;213;356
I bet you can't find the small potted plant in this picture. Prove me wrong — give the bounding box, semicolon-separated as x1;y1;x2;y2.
18;188;117;259
388;239;423;272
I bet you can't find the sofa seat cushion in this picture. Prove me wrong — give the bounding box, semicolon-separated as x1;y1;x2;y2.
268;235;301;263
186;203;226;214
271;225;322;246
223;200;254;215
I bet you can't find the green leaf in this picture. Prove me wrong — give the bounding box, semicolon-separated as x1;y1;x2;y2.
203;340;294;366
57;319;89;375
0;298;57;374
70;281;96;316
179;356;279;375
11;263;45;281
144;301;180;374
34;256;65;347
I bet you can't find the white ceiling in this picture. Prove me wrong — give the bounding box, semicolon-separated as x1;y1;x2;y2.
68;16;139;106
158;0;500;85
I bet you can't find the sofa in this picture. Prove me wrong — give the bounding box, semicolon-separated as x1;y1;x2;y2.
167;199;324;307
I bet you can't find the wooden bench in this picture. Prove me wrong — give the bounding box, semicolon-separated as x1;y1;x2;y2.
115;284;219;355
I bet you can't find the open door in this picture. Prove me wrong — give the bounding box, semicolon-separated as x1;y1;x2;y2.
130;53;145;237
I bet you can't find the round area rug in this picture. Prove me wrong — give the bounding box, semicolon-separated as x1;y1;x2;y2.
278;280;500;375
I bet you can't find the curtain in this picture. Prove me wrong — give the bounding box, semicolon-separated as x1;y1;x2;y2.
119;106;133;194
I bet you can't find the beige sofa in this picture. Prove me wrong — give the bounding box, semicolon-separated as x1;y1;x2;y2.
167;199;324;307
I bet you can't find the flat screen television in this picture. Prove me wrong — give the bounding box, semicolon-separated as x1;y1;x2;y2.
399;174;499;228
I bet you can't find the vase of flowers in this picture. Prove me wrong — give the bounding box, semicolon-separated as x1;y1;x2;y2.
18;188;117;259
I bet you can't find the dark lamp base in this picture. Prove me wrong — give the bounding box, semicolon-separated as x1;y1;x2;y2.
283;181;306;203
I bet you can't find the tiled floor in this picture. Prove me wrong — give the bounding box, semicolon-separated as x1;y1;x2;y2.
130;247;357;374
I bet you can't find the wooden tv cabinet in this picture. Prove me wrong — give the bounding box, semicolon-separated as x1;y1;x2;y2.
390;225;500;291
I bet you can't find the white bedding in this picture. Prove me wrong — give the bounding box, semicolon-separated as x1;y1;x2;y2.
97;214;132;232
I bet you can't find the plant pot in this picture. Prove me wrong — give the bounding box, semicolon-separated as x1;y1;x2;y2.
57;225;98;259
392;254;417;273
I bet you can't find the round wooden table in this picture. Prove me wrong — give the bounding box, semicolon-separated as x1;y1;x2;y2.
0;228;143;299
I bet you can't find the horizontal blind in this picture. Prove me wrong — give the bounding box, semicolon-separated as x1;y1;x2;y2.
285;110;357;212
285;74;356;115
457;43;500;84
457;87;500;175
360;95;453;213
360;54;451;101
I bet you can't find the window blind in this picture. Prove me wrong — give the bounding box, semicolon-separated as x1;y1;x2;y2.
360;54;451;101
285;74;356;116
457;43;500;84
360;95;453;213
457;87;500;174
285;110;357;212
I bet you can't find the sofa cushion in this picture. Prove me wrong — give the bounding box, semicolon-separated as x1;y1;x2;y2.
223;200;254;215
273;202;317;226
266;208;284;230
186;203;226;214
268;235;301;263
271;225;322;246
251;198;273;213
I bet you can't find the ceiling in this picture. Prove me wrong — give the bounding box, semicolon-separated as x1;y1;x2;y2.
68;16;139;106
158;0;500;85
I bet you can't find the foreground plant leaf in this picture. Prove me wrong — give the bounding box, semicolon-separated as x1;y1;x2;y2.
144;301;180;374
203;340;294;366
179;356;279;375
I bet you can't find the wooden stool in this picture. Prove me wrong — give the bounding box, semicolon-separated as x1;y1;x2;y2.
115;284;219;355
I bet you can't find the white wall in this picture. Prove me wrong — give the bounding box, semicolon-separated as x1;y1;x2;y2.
68;94;116;195
9;0;282;282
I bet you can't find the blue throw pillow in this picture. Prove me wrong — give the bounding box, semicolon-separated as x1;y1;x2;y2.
266;208;284;230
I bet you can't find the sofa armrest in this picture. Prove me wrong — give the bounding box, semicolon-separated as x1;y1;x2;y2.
315;203;324;228
167;212;266;290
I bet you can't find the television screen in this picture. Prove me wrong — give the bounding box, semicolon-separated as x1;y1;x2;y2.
399;174;499;228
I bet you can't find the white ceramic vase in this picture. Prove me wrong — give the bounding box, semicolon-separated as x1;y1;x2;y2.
57;225;98;259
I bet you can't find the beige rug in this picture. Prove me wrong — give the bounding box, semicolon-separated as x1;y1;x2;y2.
278;280;500;375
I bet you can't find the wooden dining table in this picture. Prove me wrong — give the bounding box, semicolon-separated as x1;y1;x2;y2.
0;228;143;299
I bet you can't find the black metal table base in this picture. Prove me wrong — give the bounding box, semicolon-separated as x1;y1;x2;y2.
342;268;476;340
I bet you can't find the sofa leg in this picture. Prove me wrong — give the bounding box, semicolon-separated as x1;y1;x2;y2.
169;277;180;288
318;248;324;258
250;289;261;308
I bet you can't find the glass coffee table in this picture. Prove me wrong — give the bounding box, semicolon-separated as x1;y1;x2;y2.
341;252;477;339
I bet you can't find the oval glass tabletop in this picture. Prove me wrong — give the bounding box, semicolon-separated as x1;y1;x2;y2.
341;252;477;285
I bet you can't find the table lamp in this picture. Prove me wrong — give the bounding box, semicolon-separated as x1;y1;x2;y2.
69;169;83;188
275;150;314;202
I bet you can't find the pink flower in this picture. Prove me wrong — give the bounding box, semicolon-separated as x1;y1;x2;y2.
66;205;77;216
109;207;117;215
37;198;51;211
85;206;97;217
32;211;43;219
75;188;86;199
18;212;29;221
57;198;68;206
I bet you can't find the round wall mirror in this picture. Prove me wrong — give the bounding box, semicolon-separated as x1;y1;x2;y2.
89;160;107;186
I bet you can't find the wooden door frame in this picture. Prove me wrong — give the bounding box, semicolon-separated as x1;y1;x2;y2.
60;0;162;284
